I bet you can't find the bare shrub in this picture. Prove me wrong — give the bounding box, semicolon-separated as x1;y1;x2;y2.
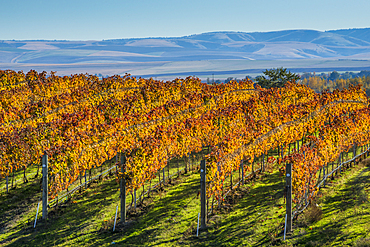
296;201;322;227
306;202;323;224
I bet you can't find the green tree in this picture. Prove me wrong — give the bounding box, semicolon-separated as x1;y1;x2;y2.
225;77;233;83
255;67;300;89
328;71;340;81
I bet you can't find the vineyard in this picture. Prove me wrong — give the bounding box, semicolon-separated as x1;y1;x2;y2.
1;69;370;246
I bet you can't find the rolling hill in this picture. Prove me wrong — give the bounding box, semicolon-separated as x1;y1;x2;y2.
1;28;370;78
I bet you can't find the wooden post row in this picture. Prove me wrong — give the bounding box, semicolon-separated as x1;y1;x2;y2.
286;163;292;233
200;160;206;229
42;153;48;220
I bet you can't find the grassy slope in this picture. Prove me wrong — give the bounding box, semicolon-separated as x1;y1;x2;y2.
285;158;370;247
1;149;370;246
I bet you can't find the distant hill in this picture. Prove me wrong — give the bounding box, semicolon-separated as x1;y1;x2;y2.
1;28;370;77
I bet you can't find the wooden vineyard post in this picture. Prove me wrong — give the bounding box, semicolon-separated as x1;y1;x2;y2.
188;152;191;171
252;158;254;176
346;151;349;167
331;162;334;179
149;180;152;197
11;170;14;188
286;163;292;233
116;153;118;173
42;153;48;220
353;144;357;166
211;195;214;214
6;175;8;193
323;152;327;187
339;152;342;174
200;160;206;229
101;162;103;177
142;183;145;203
134;189;137;210
177;159;180;176
120;153;126;224
217;164;221;208
23;168;27;183
66;187;69;202
281;145;284;158
163;166;165;184
262;153;265;172
238;162;240;185
327;162;329;180
84;170;87;189
241;159;244;185
167;161;170;180
297;139;300;152
185;155;188;174
230;171;233;190
323;163;326;187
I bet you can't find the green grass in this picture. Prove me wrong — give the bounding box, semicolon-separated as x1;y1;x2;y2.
1;145;370;246
0;165;203;246
0;148;209;246
283;157;370;247
0;163;287;246
0;164;40;192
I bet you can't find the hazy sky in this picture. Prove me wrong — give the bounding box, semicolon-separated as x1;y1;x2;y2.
1;0;370;40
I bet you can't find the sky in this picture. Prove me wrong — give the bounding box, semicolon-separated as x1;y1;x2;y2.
1;0;370;41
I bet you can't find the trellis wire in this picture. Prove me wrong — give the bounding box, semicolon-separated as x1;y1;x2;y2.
208;168;261;216
0;171;38;192
48;164;117;207
292;143;370;218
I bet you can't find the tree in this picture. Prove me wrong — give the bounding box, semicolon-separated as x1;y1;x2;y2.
225;77;233;83
255;67;300;89
328;71;340;81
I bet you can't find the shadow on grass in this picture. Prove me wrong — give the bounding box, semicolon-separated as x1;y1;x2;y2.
3;176;121;247
183;172;286;247
1;150;208;247
0;177;41;236
110;173;201;246
294;165;370;246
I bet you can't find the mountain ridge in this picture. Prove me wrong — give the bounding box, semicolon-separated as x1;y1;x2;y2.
1;28;370;77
